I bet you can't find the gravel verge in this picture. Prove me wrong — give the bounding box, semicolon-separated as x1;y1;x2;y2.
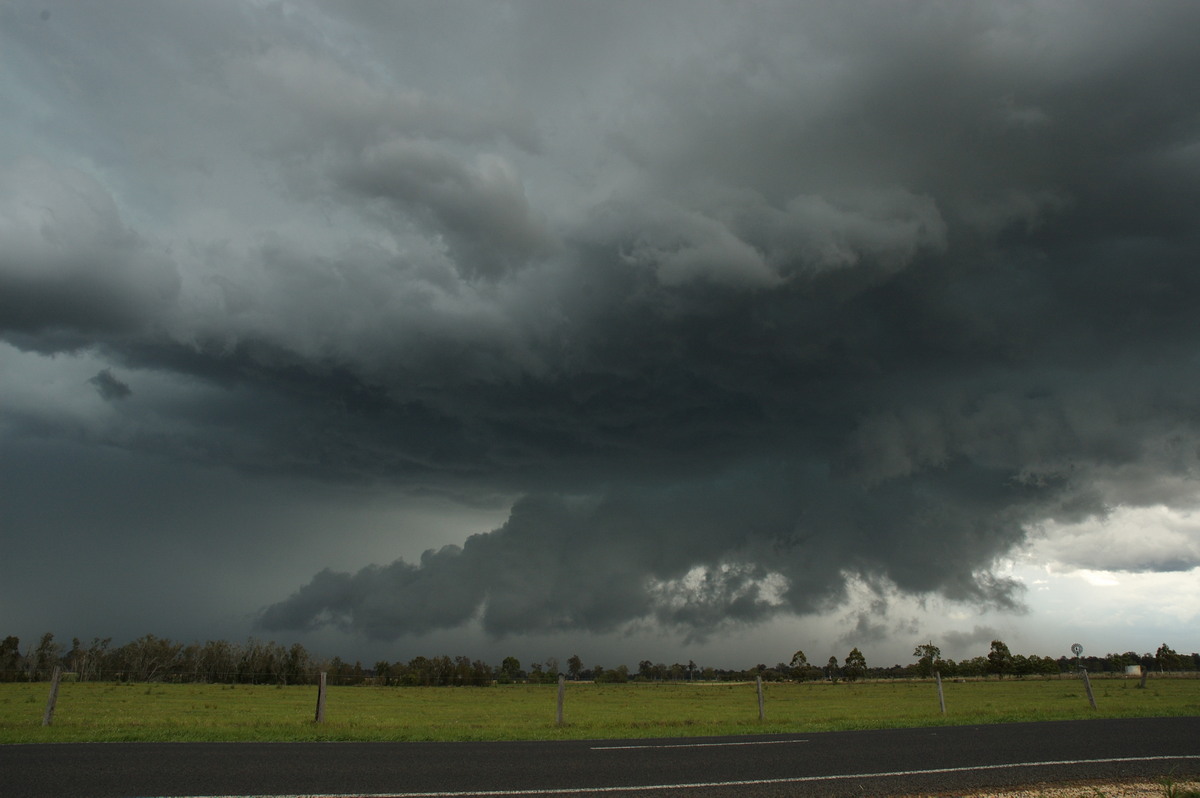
920;779;1200;797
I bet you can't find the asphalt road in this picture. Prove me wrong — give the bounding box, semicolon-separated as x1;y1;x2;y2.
2;717;1198;798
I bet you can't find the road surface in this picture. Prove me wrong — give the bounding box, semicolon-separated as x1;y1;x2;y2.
2;717;1198;797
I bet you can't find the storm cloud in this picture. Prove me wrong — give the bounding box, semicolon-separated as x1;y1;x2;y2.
3;1;1199;658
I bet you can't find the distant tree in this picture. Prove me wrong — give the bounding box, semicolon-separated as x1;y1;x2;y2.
198;639;235;683
77;637;112;682
0;636;21;681
1155;643;1181;672
471;659;493;686
912;642;942;678
596;664;630;683
844;648;867;681
789;650;810;680
429;655;454;685
454;655;474;685
375;660;394;686
567;654;583;681
987;640;1013;679
826;655;840;682
64;638;84;675
237;638;274;684
405;656;432;686
285;642;313;685
32;633;62;680
499;656;521;683
1009;653;1029;676
1033;655;1059;676
638;660;654;681
327;656;347;685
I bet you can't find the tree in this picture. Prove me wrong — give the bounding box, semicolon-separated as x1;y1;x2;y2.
76;637;111;682
0;636;21;682
843;647;867;681
197;639;235;683
826;655;840;682
285;642;312;685
375;660;394;686
987;640;1013;679
32;633;62;680
567;654;583;681
912;642;942;678
1155;643;1181;672
499;656;521;683
789;650;810;680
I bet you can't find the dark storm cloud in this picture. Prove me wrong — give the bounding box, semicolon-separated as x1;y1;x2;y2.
334;141;553;279
3;2;1200;646
0;158;179;341
88;369;131;401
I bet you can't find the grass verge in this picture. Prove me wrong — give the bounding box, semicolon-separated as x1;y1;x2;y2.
1;677;1198;744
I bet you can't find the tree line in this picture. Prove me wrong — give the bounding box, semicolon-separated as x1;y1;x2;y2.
2;632;1196;686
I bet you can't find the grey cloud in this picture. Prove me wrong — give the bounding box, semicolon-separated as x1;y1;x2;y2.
838;598;903;649
4;2;1200;651
224;43;541;168
0;158;180;341
261;460;1041;640
336;140;553;279
943;625;1006;657
1031;507;1200;573
594;186;949;291
88;369;131;401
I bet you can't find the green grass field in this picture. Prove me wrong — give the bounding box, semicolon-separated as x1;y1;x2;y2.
2;676;1197;744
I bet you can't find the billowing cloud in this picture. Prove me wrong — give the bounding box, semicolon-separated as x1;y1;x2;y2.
336;141;553;279
2;1;1200;658
1029;506;1200;574
0;158;179;344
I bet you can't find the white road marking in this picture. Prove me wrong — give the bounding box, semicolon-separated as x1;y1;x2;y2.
590;738;808;750
155;754;1200;798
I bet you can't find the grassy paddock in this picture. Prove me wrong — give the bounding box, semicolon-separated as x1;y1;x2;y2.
1;676;1198;744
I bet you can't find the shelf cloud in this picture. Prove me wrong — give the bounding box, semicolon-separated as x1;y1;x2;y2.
3;1;1199;658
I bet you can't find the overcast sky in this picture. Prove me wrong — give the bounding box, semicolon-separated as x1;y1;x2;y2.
2;0;1199;671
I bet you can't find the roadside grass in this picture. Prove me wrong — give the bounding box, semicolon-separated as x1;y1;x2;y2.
1;676;1198;744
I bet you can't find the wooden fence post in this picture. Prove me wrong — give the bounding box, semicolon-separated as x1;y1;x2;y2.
756;676;765;721
556;673;566;726
314;672;327;723
1081;669;1097;710
935;670;946;715
42;666;62;727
